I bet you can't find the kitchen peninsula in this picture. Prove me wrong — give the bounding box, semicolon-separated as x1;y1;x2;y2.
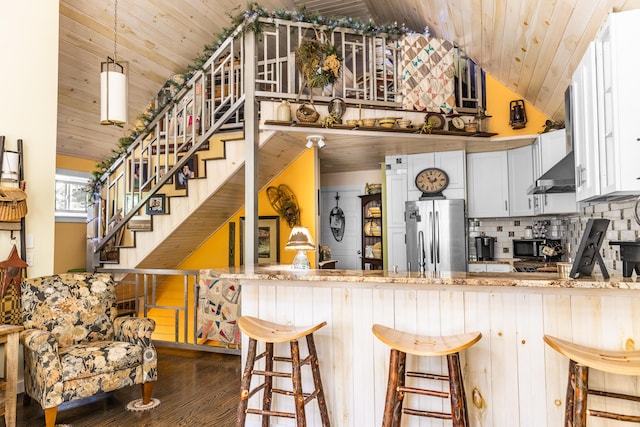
221;267;640;427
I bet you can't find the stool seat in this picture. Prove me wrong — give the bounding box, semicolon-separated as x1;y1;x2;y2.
236;316;331;426
372;324;482;356
544;334;640;376
373;324;481;427
238;315;327;343
544;334;640;426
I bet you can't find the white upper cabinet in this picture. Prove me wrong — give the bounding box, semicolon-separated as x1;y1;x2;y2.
572;10;640;201
508;145;535;217
596;10;640;198
407;151;466;201
467;151;510;218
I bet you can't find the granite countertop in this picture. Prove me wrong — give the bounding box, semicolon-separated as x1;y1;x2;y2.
213;266;640;291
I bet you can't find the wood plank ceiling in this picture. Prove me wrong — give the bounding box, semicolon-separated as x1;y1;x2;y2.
58;0;640;166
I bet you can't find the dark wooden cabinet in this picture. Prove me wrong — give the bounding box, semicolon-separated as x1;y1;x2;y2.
360;193;383;270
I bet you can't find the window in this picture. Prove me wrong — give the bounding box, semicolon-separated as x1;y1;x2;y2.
55;169;90;222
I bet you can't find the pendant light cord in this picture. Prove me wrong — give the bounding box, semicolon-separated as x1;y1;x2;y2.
113;0;118;62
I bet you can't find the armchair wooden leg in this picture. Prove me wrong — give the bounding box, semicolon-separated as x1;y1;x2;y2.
44;406;58;427
142;382;155;405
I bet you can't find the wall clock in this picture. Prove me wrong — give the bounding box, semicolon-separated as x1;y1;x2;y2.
415;167;449;198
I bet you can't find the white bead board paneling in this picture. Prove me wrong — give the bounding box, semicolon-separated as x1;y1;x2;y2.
240;281;640;427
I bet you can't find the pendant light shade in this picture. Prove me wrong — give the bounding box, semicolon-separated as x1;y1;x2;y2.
100;58;127;125
100;0;127;126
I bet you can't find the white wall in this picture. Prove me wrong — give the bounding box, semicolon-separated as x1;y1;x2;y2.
321;169;383;188
0;1;58;276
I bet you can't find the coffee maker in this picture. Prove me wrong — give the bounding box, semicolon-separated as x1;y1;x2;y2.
475;236;495;261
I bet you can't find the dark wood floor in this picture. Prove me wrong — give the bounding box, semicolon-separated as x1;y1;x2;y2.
16;347;241;427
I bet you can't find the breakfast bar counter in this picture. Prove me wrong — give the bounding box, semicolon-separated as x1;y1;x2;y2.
218;267;640;427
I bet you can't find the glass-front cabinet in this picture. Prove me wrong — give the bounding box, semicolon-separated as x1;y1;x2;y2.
360;194;383;270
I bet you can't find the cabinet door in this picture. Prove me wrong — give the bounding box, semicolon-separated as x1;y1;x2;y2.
507;145;535;216
572;42;601;201
435;150;466;199
486;264;512;273
598;11;640;197
467;151;509;218
385;172;407;270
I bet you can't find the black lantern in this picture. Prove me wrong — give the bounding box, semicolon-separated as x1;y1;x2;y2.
509;99;527;129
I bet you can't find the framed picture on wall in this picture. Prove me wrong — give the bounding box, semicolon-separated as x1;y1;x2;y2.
239;216;280;265
146;194;167;215
175;155;198;190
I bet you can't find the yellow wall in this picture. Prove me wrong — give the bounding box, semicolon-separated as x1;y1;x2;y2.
54;155;95;274
178;147;317;270
485;74;549;136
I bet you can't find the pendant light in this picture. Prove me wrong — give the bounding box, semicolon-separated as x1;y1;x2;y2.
100;0;127;126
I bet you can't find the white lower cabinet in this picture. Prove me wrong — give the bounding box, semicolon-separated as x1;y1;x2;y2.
469;263;512;273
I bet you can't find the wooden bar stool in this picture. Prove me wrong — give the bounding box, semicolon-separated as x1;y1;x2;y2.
544;335;640;426
236;316;331;427
372;324;482;427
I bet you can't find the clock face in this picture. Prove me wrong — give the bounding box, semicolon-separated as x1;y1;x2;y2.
415;168;449;195
450;116;465;131
425;112;445;130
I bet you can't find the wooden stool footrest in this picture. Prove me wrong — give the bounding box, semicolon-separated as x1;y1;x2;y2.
245;383;267;400
403;407;453;420
252;369;290;378
589;409;640;423
247;408;296;419
0;381;7;392
406;371;449;382
272;387;319;403
398;385;449;398
273;354;314;366
590;389;640;403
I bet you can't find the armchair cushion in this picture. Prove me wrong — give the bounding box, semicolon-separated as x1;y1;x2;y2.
59;341;143;381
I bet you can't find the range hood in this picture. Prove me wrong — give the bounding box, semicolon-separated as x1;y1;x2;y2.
527;151;576;194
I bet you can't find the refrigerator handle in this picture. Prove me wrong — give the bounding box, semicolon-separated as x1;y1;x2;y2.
435;210;440;264
429;212;434;264
418;231;426;274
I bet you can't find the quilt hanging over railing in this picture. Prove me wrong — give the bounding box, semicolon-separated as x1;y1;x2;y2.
400;34;455;112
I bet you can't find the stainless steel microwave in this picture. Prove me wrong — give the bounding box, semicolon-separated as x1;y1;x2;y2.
512;239;546;259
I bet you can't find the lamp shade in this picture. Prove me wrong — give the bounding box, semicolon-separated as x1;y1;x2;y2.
100;60;127;125
285;226;315;251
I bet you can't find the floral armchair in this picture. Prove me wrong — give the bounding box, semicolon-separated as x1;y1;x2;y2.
20;273;157;427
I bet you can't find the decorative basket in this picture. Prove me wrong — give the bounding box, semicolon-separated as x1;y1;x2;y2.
0;187;27;222
296;103;320;123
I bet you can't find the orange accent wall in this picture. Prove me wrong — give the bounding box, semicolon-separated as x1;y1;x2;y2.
485;74;549;136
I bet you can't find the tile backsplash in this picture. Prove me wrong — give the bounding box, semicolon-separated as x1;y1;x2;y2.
468;197;640;277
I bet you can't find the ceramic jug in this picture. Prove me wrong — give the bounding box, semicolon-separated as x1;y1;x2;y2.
277;100;291;122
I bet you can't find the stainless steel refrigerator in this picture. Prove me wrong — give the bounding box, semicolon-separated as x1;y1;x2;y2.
406;199;467;272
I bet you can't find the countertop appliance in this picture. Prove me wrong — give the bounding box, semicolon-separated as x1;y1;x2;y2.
512;238;562;262
406;199;467;273
476;236;495;261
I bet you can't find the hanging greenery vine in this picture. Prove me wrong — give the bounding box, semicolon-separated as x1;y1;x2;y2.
89;2;412;194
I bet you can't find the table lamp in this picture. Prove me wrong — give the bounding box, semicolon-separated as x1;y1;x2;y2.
285;226;315;269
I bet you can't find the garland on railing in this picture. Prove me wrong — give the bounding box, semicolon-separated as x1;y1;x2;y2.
89;2;414;193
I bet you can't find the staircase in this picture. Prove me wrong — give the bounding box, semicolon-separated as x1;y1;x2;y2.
88;17;422;270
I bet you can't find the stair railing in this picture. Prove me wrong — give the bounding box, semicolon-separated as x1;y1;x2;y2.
89;17;406;267
91;23;246;261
